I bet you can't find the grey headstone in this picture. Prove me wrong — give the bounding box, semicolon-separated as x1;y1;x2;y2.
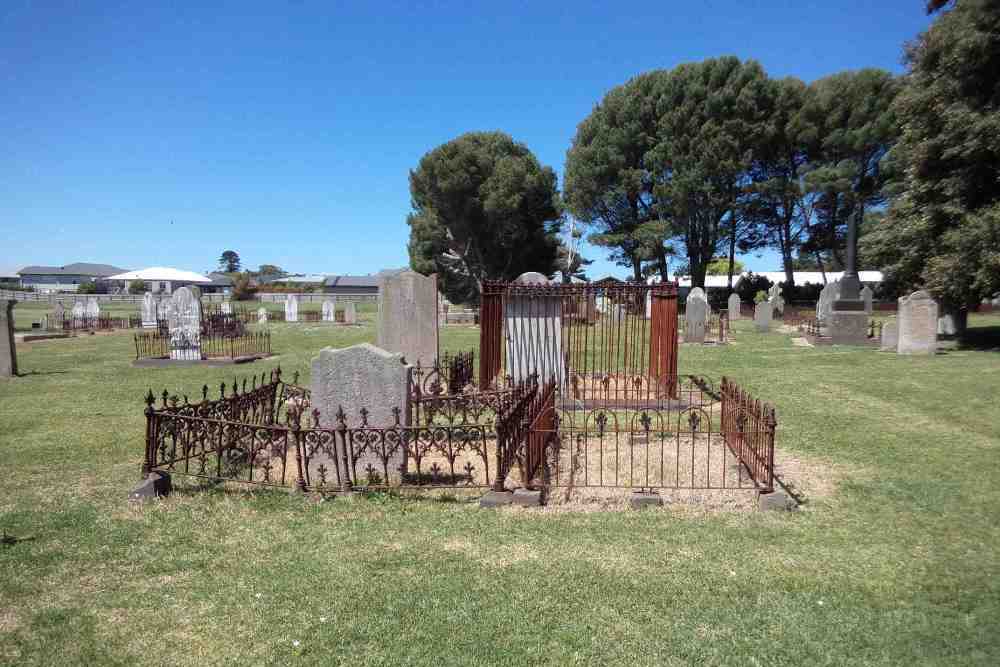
257;307;268;324
285;295;299;322
727;292;741;320
685;287;708;343
86;297;100;319
816;280;840;322
880;318;898;352
71;301;85;323
310;343;412;484
937;313;957;336
897;290;938;355
167;287;201;361
221;301;232;315
344;301;357;325
861;285;874;315
141;292;157;328
504;272;564;385
0;299;17;377
376;269;438;367
754;300;773;332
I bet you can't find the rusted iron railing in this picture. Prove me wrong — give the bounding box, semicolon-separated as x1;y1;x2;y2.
134;331;272;360
720;377;776;493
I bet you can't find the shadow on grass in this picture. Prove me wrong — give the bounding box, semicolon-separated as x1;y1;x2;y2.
957;325;1000;352
15;370;70;377
163;477;478;506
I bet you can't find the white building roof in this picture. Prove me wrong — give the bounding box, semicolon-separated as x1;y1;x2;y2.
669;270;884;288
106;267;212;283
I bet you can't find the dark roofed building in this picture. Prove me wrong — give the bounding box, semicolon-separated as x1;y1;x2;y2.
323;275;379;295
18;263;128;291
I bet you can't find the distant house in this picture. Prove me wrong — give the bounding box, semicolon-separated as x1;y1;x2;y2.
323;275;379;295
17;263;128;292
203;272;234;294
259;274;328;289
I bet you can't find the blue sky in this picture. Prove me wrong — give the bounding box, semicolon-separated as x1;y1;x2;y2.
1;1;932;279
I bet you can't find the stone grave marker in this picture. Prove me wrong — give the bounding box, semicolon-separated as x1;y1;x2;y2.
1;299;17;377
285;295;299;322
768;284;785;315
322;299;336;322
257;307;268;324
880;318;898;352
141;293;157;328
311;343;411;485
86;297;100;320
727;292;741;320
504;272;564;385
71;302;85;325
861;285;874;315
167;287;202;361
816;280;840;322
685;287;708;343
377;269;438;367
344;301;357;325
754;300;773;332
53;302;65;327
220;301;231;315
937;313;957;336
897;290;938;355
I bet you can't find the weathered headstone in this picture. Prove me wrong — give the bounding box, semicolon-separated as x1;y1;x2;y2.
86;297;100;320
937;313;957;336
880;318;898;352
285;295;299;322
311;343;411;485
861;285;874;315
684;287;708;343
897;290;938;355
0;299;17;377
257;307;268;324
504;272;564;385
816;280;840;322
71;301;85;325
53;302;65;327
768;284;785;315
167;287;202;361
754;300;773;332
156;300;169;320
727;292;741;320
221;301;232;315
344;301;357;325
141;292;157;328
377;269;438;367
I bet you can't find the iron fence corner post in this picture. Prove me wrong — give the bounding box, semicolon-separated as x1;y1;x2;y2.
766;406;777;493
291;413;307;493
142;392;156;478
336;407;353;493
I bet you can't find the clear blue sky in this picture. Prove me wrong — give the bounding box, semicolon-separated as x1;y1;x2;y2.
1;1;932;279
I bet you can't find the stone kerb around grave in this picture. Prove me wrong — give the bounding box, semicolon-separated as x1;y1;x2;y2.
310;343;411;485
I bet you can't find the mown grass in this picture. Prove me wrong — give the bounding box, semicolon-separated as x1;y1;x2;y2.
1;314;998;665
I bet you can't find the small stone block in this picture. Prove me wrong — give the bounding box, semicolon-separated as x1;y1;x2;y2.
630;491;663;509
512;488;542;507
757;490;797;511
128;471;171;501
479;490;514;508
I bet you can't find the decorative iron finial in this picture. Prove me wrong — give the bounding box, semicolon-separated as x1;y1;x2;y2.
359;407;370;427
311;407;321;428
145;389;155;407
335;405;347;428
391;406;401;426
202;384;209;401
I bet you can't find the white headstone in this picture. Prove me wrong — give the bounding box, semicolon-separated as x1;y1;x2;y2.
880;318;898;352
285;295;299;322
220;301;232;315
377;269;439;368
86;297;100;319
310;343;412;485
322;300;336;322
344;301;357;325
257;307;268;324
727;292;741;320
53;302;65;325
816;280;841;322
71;302;85;323
897;290;938;355
937;313;957;336
685;287;708;343
754;300;773;332
504;272;564;385
141;293;157;328
768;284;785;315
167;287;202;360
861;285;874;315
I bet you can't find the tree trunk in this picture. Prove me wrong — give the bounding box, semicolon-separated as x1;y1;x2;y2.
727;211;737;290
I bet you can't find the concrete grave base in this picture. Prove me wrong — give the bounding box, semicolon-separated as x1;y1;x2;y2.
629;491;664;509
512;488;542;507
129;471;172;502
757;490;797;511
479;490;514;508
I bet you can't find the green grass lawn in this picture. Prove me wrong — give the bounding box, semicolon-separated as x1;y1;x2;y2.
1;314;998;665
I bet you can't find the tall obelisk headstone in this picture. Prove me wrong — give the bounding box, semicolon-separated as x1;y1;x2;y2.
377;269;439;367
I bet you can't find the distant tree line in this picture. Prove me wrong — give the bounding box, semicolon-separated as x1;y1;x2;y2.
406;1;998;327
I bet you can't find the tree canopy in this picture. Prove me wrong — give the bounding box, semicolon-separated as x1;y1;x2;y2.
862;0;1000;326
406;131;561;303
218;250;241;273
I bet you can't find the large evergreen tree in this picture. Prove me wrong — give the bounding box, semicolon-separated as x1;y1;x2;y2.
863;0;1000;330
406;132;561;303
